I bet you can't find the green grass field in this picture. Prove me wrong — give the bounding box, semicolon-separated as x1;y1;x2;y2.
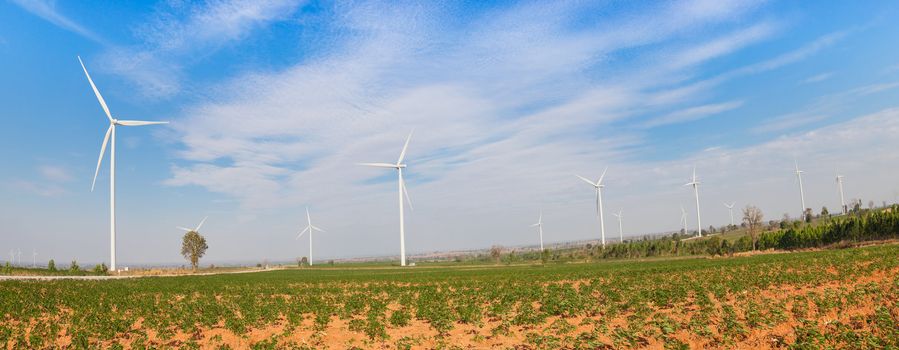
1;244;897;349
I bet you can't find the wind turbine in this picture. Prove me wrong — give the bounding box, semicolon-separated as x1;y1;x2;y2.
177;216;208;234
575;167;608;248
680;206;688;235
16;249;21;265
723;202;736;227
531;211;544;251
836;175;846;214
684;167;702;237
7;250;13;265
795;161;807;217
32;249;37;268
612;210;623;243
79;56;168;272
296;207;326;266
359;131;414;266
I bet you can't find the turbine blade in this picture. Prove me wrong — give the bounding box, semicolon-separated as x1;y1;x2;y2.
306;207;312;225
177;226;193;232
598;166;608;184
397;130;414;164
401;175;413;211
312;225;326;233
358;162;397;168
91;125;113;192
575;174;596;186
116;120;169;126
77;56;112;122
195;216;208;232
296;226;310;239
531;223;540;227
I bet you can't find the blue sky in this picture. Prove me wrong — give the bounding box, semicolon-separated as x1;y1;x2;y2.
2;0;899;266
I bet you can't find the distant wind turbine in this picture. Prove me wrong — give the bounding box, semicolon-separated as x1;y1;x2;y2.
8;250;13;265
836;175;846;214
723;202;736;227
79;56;168;272
32;249;37;268
680;206;688;234
795;161;807;217
177;216;208;234
531;211;544;251
576;167;608;248
297;207;326;266
612;210;623;242
359;131;415;266
16;249;21;265
684;167;702;237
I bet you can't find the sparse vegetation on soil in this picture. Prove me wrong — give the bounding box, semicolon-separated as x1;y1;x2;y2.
1;243;897;349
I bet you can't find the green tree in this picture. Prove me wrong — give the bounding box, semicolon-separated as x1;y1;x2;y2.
69;260;79;272
540;249;550;265
181;231;209;271
47;259;56;272
93;263;108;275
821;206;829;217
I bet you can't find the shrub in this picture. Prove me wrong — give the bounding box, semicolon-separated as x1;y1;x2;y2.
48;259;56;271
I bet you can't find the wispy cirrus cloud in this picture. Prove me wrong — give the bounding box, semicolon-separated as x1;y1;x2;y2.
9;164;74;197
754;80;899;134
9;0;104;43
99;0;307;98
642;101;744;128
801;72;833;84
151;1;898;260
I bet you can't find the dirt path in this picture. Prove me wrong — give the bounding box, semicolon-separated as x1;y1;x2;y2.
0;266;283;281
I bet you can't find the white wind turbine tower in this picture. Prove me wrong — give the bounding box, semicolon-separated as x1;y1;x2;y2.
531;211;545;251
836;175;846;214
723;202;736;227
16;249;21;265
32;249;37;268
359;131;414;266
612;210;623;242
680;206;688;235
177;216;208;235
576;167;608;248
79;57;168;272
684;167;702;237
296;207;326;266
794;161;807;217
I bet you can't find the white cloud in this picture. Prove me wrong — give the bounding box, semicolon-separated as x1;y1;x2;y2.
665;22;777;69
100;0;306;98
38;165;73;183
8;165;74;197
801;72;833;84
642;101;744;128
144;1;896;262
753;112;829;133
9;0;103;43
